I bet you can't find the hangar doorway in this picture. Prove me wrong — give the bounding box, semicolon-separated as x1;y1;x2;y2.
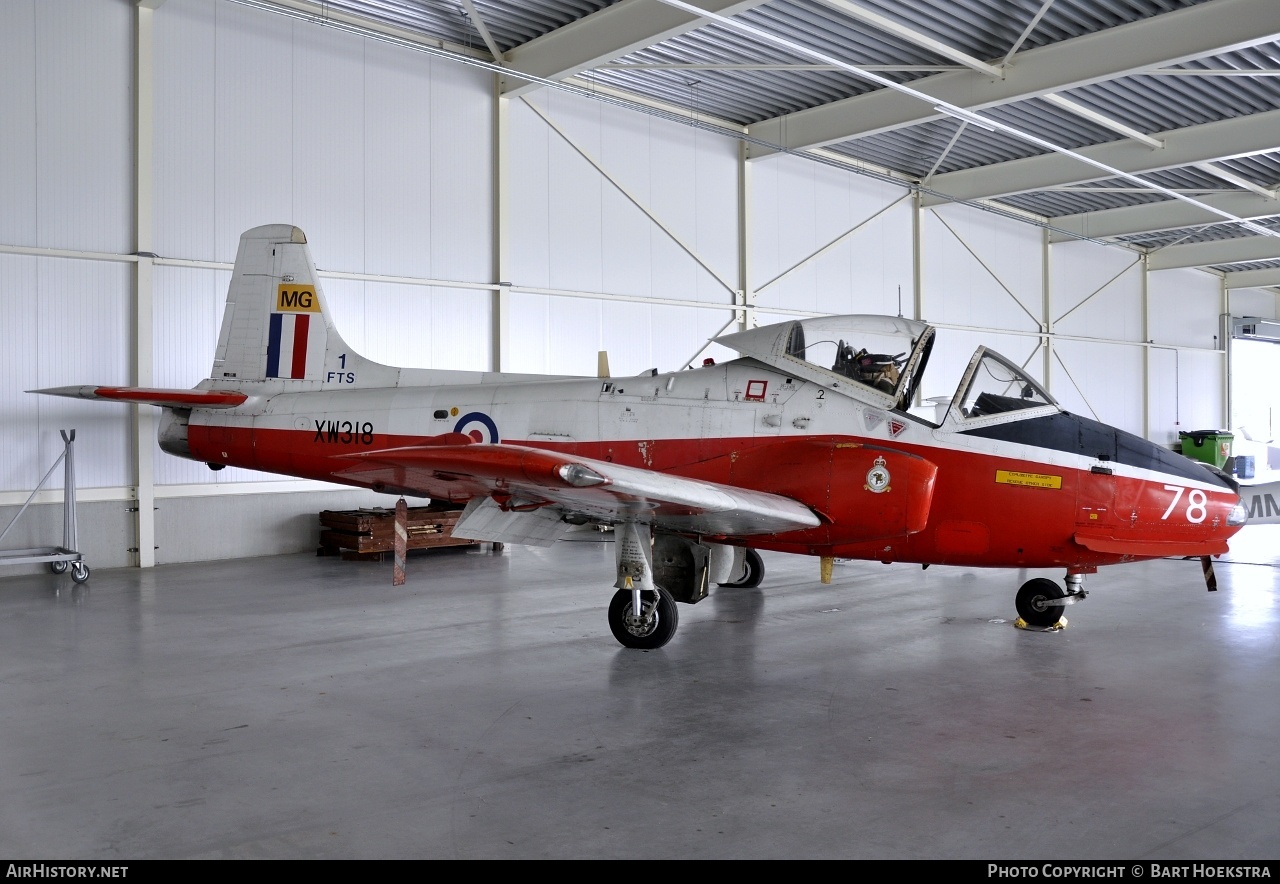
1230;318;1280;480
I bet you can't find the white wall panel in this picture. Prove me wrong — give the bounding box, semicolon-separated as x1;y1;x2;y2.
752;155;913;316
291;23;368;271
324;277;494;372
0;1;37;248
543;105;606;296
1149;346;1227;448
429;61;492;283
509;99;552;291
154;0;217;261
923;204;1043;333
0;255;40;492
1174;348;1226;436
542;89;738;300
676;305;739;370
1051;239;1144;342
33;258;132;489
1149;268;1221;349
359;283;491;371
32;0;132;254
155;1;492;278
1229;287;1277;322
1148;346;1179;447
363;46;438;280
508;293;735;378
512;93;737;308
546;294;604;377
1051;340;1146;436
212;1;297;262
601;180;655;298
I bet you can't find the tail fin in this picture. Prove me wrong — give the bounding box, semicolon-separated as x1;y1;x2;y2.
212;225;394;387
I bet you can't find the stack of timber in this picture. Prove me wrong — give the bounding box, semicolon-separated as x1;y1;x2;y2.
318;505;486;560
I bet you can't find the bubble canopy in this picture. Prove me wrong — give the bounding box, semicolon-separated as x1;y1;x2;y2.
716;315;935;411
715;315;1059;425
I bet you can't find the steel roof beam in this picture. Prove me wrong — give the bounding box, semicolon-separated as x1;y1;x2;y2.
922;110;1280;207
1050;190;1280;243
1147;236;1280;272
1224;267;1280;289
499;0;768;98
813;0;1003;79
745;0;1280;157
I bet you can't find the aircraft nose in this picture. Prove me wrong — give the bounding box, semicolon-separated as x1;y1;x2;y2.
1227;494;1248;527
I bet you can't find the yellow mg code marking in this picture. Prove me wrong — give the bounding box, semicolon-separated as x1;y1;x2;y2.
276;284;320;312
995;469;1062;489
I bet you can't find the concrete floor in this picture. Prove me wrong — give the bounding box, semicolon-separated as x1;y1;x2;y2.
1;525;1277;860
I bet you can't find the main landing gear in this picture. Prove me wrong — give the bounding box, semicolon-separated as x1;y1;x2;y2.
605;524;766;649
717;548;764;588
608;586;679;650
1015;572;1087;628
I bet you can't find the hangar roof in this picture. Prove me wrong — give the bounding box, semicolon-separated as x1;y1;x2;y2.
239;0;1280;288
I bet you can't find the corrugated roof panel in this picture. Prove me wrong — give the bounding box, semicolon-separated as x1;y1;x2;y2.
849;0;1215;59
246;0;1280;277
1215;259;1280;272
321;0;617;53
997;188;1170;218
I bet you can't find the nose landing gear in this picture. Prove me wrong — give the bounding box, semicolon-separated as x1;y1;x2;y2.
1015;572;1087;628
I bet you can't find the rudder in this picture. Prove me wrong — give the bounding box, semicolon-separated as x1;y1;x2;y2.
211;224;390;387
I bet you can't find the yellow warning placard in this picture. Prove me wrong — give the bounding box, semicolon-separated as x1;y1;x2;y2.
995;469;1062;489
276;284;320;312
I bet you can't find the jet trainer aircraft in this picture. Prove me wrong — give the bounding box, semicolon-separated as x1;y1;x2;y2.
36;225;1248;648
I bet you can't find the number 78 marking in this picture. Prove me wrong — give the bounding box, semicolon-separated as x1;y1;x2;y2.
1162;485;1207;523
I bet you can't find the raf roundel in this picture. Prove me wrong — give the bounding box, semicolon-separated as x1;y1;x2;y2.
454;411;500;444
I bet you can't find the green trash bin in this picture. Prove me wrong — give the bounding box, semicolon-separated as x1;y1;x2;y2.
1179;430;1233;469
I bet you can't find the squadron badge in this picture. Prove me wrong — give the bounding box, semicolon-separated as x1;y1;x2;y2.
864;455;891;493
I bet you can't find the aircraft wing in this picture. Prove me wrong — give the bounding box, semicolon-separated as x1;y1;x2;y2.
31;385;248;409
335;442;822;544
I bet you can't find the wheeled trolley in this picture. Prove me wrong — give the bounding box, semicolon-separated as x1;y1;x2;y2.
0;430;89;583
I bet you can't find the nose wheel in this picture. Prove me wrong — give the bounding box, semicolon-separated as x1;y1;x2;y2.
1016;578;1065;627
1015;574;1086;628
608;586;678;649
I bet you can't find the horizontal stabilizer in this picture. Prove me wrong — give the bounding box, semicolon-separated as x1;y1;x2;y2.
31;385;248;410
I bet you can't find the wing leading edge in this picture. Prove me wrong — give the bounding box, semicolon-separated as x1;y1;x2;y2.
336;442;822;543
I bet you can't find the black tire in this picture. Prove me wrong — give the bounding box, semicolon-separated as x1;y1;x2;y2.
717;548;764;588
70;562;90;584
608;586;679;649
1016;577;1064;627
49;561;68;574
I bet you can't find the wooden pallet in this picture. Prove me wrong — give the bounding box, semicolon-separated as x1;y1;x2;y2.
317;505;484;560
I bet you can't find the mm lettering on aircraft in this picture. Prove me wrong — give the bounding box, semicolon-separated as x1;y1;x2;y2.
34;224;1249;650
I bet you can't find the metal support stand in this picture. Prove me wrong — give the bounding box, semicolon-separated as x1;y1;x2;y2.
0;430;90;582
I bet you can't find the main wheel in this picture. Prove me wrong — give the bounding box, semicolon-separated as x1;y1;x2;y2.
70;561;90;584
717;548;764;588
608;586;679;649
1016;577;1065;627
49;561;68;574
